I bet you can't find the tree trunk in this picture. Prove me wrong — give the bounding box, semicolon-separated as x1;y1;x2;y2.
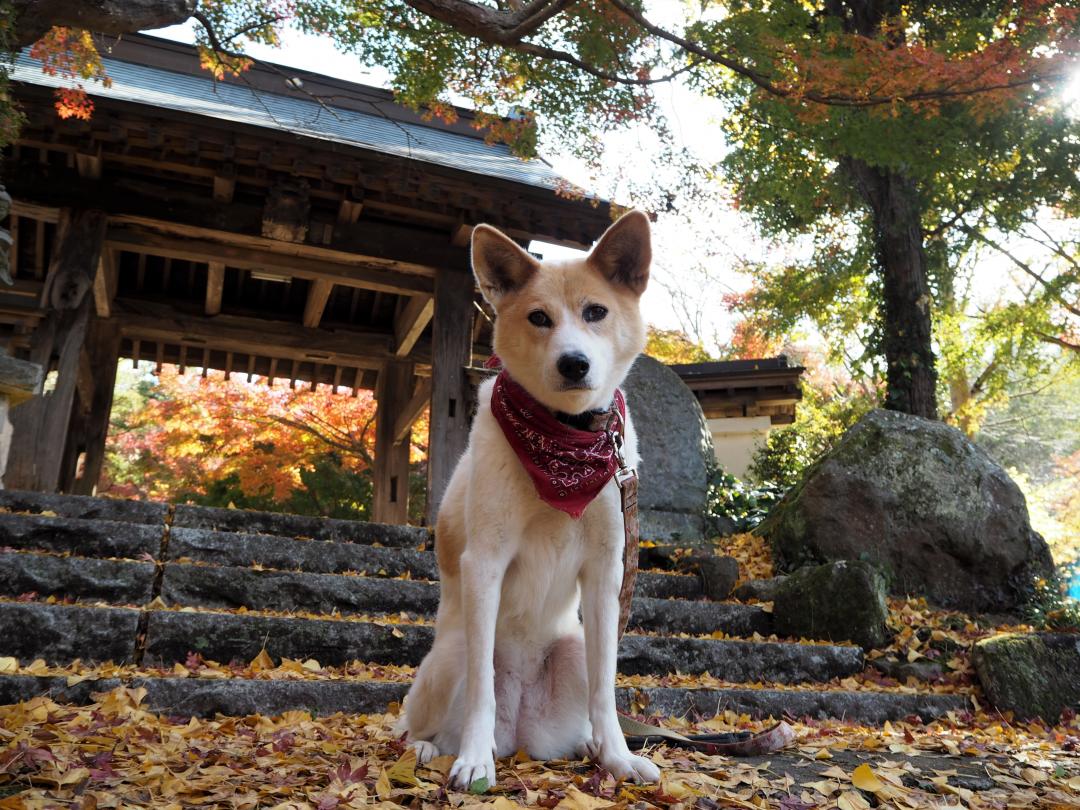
846;160;938;419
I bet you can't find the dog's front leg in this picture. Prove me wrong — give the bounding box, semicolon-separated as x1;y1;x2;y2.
580;539;661;783
447;546;508;791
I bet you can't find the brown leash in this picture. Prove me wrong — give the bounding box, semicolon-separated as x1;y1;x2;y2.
609;421;794;757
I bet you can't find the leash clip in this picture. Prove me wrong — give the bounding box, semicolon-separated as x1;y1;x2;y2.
607;417;635;488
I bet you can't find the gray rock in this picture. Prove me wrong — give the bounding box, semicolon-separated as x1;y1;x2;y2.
0;513;163;559
627;597;772;636
0;490;167;525
635;571;703;600
733;577;789;603
773;561;890;649
972;632;1080;721
0;602;139;663
168;527;439;579
143;609;436;667
622;355;714;543
617;634;863;683
757;409;1054;613
871;655;948;683
0;551;156;604
160;562;440;617
691;555;740;601
0;355;43;404
173;504;430;548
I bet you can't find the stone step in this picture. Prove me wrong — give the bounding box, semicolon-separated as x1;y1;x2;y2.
0;512;705;601
171;526;704;600
0;601;858;682
0;602;140;663
0;489;167;525
0;551;156;604
0;513;163;559
172;504;430;548
0;548;740;636
159;561;769;636
141;608;858;682
0;673;969;724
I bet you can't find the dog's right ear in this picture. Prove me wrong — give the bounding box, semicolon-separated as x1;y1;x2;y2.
471;224;539;309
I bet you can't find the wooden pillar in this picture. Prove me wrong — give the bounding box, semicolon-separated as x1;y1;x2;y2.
6;209;105;491
72;317;121;495
372;359;414;525
426;266;474;525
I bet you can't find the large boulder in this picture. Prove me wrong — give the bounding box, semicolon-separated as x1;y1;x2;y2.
757;409;1054;613
622;355;714;542
972;633;1080;721
773;560;891;649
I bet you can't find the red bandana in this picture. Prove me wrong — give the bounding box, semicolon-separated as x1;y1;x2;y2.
489;368;626;519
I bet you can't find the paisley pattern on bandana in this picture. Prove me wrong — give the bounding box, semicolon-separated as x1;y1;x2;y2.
490;370;626;519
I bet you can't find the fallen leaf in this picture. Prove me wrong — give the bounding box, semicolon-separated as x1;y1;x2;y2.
852;764;884;793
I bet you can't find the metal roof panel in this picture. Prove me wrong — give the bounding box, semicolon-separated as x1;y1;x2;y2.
12;49;569;191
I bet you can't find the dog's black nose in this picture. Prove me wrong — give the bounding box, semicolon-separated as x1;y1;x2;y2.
557;352;590;382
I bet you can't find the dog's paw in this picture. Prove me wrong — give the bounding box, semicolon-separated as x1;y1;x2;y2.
600;752;660;784
410;739;440;765
448;749;496;792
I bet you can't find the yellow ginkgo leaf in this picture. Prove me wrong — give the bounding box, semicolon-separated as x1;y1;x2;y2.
386;748;419;787
852;764;884;793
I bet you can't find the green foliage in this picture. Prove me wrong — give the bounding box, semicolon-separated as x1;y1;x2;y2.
705;467;785;534
1024;573;1080;634
749;359;879;487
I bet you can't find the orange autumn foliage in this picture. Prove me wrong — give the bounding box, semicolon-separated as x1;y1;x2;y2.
103;366;427;507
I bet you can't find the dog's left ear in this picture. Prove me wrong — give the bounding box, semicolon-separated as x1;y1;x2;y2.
587;210;651;296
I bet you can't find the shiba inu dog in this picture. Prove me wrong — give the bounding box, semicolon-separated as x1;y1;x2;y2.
398;210;660;790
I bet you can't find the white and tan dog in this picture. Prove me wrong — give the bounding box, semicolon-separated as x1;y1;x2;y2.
399;210;659;790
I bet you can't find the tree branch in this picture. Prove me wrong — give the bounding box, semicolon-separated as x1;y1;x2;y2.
13;0;196;47
962;224;1080;318
402;0;580;45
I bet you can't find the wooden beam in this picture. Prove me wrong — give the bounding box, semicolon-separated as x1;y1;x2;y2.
373;359;414;525
451;222;473;248
7;299;93;492
213;174;235;203
394;294;434;357
5;164;467;277
40;209;107;312
114;300;396;371
106;225;434;297
337;198;364;224
394;377;432;446
75;147;102;180
302;278;333;328
426;266;475;524
92;248;117;318
205;262;225;315
72;317;121;495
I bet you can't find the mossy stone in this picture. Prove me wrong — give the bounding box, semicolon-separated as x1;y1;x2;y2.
971;632;1080;722
772;560;890;650
756;409;1053;613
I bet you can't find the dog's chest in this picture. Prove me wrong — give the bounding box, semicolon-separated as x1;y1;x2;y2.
499;512;582;622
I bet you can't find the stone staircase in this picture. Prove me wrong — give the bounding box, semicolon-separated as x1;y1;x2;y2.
0;490;969;724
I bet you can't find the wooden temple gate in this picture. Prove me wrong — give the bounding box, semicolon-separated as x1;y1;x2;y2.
0;34;612;524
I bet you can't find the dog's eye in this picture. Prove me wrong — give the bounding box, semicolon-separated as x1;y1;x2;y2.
528;310;553;328
583;305;608;323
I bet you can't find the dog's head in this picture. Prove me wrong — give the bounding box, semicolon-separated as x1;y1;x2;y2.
472;210;651;415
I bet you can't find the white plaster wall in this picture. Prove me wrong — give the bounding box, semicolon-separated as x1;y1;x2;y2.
708;415;774;478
